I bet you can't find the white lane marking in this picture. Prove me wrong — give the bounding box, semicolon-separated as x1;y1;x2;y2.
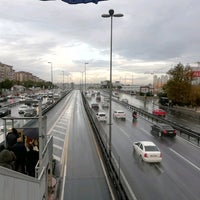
169;148;200;172
53;129;66;135
112;153;138;200
58;122;67;126
53;155;61;162
61;164;67;200
53;135;64;142
56;125;66;129
140;128;151;136
117;126;131;140
53;144;63;150
154;163;164;173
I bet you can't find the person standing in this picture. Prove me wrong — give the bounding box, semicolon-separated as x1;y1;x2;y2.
12;136;27;174
26;144;39;177
6;128;19;150
0;144;16;170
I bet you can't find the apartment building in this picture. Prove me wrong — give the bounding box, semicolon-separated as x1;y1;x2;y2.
0;62;43;83
0;62;15;82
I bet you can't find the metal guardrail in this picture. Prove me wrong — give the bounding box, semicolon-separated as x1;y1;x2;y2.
0;90;72;142
116;98;200;145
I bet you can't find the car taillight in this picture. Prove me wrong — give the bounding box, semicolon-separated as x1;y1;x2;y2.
174;129;176;134
163;129;167;134
144;153;148;157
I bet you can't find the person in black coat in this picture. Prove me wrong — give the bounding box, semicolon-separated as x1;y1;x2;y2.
6;128;19;150
26;144;39;177
12;136;27;174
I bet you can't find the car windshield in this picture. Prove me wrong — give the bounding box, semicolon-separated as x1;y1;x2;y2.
162;125;172;129
25;109;33;112
20;105;27;108
145;145;159;151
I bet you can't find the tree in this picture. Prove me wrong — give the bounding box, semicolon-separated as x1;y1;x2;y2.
189;85;200;108
164;63;193;105
0;79;14;89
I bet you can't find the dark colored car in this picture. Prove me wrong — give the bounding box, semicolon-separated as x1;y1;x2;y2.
0;107;11;117
151;123;176;137
91;103;99;110
159;97;169;106
96;96;101;102
23;108;37;117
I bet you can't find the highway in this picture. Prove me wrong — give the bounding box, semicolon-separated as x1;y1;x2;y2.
1;90;200;200
87;92;200;200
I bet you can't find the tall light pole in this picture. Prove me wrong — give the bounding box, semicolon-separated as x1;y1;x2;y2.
101;9;123;159
62;71;64;90
84;62;89;93
48;62;53;85
80;71;84;91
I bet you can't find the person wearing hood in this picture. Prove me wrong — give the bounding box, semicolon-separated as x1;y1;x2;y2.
0;144;16;170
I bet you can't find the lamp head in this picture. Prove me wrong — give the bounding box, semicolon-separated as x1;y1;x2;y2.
109;9;114;16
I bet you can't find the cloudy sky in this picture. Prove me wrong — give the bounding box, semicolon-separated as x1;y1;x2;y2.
0;0;200;85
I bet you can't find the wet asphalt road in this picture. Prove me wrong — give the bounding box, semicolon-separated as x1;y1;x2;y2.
88;92;200;200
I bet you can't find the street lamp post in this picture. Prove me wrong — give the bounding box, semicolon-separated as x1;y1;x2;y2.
84;62;88;93
62;71;64;90
101;9;123;159
48;62;53;85
80;71;84;91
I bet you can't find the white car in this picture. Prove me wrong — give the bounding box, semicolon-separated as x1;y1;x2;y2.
121;98;128;103
133;141;162;163
113;110;126;120
96;112;107;122
104;97;110;102
102;101;109;108
18;105;30;114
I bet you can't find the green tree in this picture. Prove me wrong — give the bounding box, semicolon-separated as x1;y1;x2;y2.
164;63;193;105
189;85;200;108
0;79;14;89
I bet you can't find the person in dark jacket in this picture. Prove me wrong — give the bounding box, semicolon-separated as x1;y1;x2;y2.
26;144;39;177
12;136;27;174
6;128;19;150
0;144;16;170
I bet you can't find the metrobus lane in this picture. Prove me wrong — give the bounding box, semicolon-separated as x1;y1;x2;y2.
46;91;76;174
60;91;113;200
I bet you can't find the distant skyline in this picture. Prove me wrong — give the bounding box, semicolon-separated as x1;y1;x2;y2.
0;0;200;85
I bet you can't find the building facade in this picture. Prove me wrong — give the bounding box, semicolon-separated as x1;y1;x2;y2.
0;62;43;83
0;62;15;82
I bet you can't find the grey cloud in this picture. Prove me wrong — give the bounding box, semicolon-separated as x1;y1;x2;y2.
0;0;200;83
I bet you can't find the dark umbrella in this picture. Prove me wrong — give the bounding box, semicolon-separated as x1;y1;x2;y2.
21;128;39;139
40;0;107;4
61;0;107;4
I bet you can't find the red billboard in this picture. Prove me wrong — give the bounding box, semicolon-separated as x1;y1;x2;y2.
193;71;200;77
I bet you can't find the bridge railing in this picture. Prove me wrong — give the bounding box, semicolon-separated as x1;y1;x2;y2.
118;100;200;146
